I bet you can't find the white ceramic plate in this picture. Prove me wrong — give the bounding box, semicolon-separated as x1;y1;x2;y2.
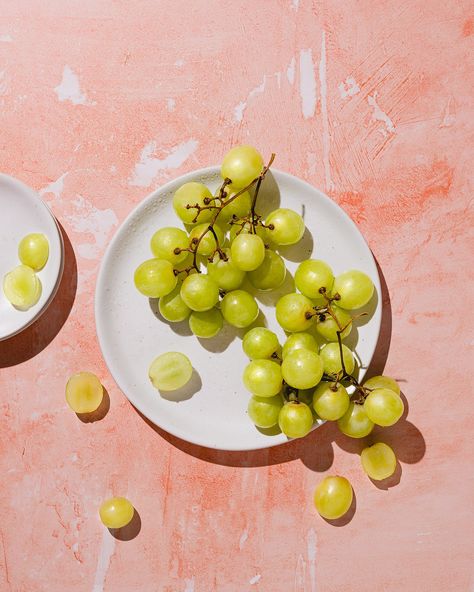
0;174;64;341
95;167;381;451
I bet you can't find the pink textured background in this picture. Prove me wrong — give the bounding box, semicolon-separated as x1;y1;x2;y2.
1;1;473;590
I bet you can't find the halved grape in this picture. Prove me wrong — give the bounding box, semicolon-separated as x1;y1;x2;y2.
180;274;219;312
150;227;189;265
99;497;134;529
315;306;352;341
220;290;258;328
242;327;280;360
247;250;286;291
221;145;264;188
189;223;224;256
189;308;223;338
314;476;353;520
275;293;314;332
3;264;42;309
281;349;323;390
173;182;214;224
265;208;305;246
243;359;282;397
207;248;246;291
248;394;283;428
332;270;374;310
312;382;350;421
363;388;404;426
159;285;191;322
337;402;374;438
278;401;313;438
148;352;193;391
361;443;397;480
18;233;49;270
230;233;265;271
65;372;103;414
363;375;400;396
134;259;177;298
320;343;355;376
294;259;333;301
282;332;318;358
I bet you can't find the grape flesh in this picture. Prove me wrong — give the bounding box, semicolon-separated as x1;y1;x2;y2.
243;359;282;397
189;308;223;338
134;259;177;298
180;274;219;311
320;342;355;376
220;290;259;328
247;394;283;428
282;332;318;358
3;265;42;309
265;208;305;245
337;402;374;438
314;476;353;520
275;293;314;332
363;388;404;426
66;372;103;414
281;349;323;390
242;327;280;360
221;145;264;188
278;401;313;438
173;182;214;224
207;248;245;291
312;382;350;421
247;250;286;291
332;270;374;310
150;227;189;265
361;442;397;480
315;306;352;341
148;352;193;391
18;233;49;270
159;285;191;322
363;375;400;396
294;259;333;301
230;233;265;271
99;497;134;529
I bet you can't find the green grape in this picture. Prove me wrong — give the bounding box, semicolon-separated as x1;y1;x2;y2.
3;264;41;309
282;332;318;358
219;189;252;222
275;293;314;332
207;248;246;291
150;227;189;265
220;289;259;328
337;402;374;438
189;308;223;338
265;208;305;246
189;223;224;256
247;394;283;428
158;285;191;322
363;388;404;427
173;182;214;224
99;497;134;529
243;359;282;397
134;259;177;298
247;250;286;291
278;401;313;438
148;352;193;391
315;306;352;341
312;382;350;421
180;274;219;312
229;221;269;244
294;259;333;301
18;233;49;270
361;442;397;481
242;327;280;360
230;233;265;271
65;372;103;414
363;375;400;396
314;476;353;520
221;145;264;188
281;349;323;390
320;343;355;376
332;270;374;310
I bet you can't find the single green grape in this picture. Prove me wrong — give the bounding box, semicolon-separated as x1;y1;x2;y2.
265;208;305;246
294;259;333;302
3;265;42;309
315;306;352;341
188;308;223;338
189;223;224;256
148;352;193;391
207;248;246;291
230;233;266;271
243;359;282;397
134;259;177;298
221;145;264;188
320;342;355;376
282;332;318;358
247;250;286;291
150;227;189;265
332;270;374;310
99;497;134;529
275;293;314;332
173;182;214;224
363;375;400;396
65;371;103;414
278;401;313;438
361;442;397;480
180;274;219;311
312;382;350;421
18;233;49;270
159;284;191;322
242;327;280;360
363;388;404;426
219;188;252;222
314;476;353;520
337;402;374;438
281;349;324;390
220;289;259;328
247;394;283;428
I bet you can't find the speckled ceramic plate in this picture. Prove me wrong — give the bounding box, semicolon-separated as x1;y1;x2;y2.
95;167;381;451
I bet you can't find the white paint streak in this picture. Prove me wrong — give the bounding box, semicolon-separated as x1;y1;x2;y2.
439;96;455;128
184;577;195;592
307;528;317;592
167;98;176;112
299;49;316;119
129;139;198;187
39;172;68;200
0;70;9;96
287;57;296;85
92;530;116;592
368;91;395;136
338;76;360;99
319;32;334;191
174;59;185;67
294;554;306;589
0;34;12;42
249;574;261;585
291;0;300;10
234;78;266;122
239;528;249;550
54;66;95;106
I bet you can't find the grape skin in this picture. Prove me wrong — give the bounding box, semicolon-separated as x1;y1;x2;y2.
275;293;314;332
18;233;49;271
242;327;280;360
221;145;264;188
248;394;283;428
363;388;404;426
99;497;134;529
314;476;353;520
281;349;324;390
220;290;259;328
361;442;397;480
278;401;313;438
243;359;283;397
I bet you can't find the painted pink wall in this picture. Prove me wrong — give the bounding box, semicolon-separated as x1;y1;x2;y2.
0;1;473;590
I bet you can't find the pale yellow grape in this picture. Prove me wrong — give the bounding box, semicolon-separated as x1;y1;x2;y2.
243;359;282;397
248;394;283;428
180;274;219;311
312;382;350;421
315;306;352;341
221;145;264;188
265;208;305;246
230;233;265;271
363;387;404;426
220;289;259;328
282;332;318;358
294;259;333;302
188;308;223;338
278;401;313;438
248;250;286;291
363;375;400;396
281;349;323;390
275;293;314;332
219;188;252;222
320;343;355;376
3;265;41;309
65;372;103;414
361;442;397;480
337;402;374;438
332;270;374;310
314;476;353;520
189;223;224;256
150;227;189;265
134;259;177;298
149;352;193;391
18;233;49;270
207;248;246;291
173;182;214;224
99;497;134;529
159;285;191;322
242;327;280;360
